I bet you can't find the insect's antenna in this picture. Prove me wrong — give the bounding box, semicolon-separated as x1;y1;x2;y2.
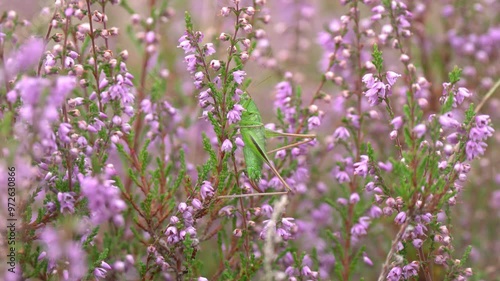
267;138;315;154
244;90;253;100
218;191;288;199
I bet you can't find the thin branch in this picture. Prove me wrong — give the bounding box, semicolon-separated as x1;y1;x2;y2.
475;77;500;113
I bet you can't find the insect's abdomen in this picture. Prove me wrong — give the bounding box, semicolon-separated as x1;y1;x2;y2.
241;126;266;181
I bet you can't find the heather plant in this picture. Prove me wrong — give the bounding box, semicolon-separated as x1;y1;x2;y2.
0;0;499;281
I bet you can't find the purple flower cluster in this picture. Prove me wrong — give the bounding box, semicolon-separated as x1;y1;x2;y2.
466;115;494;160
362;71;401;106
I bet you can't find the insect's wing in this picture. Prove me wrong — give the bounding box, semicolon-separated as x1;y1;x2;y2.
241;127;264;181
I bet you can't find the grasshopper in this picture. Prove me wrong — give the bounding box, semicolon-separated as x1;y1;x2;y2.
222;93;315;197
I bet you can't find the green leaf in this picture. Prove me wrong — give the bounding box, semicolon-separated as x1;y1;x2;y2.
173;149;187;191
83;227;100;249
464;103;475;124
372;44;384;74
207;112;222;137
184;11;193;32
141;193;153;216
448;66;462;84
441;91;455;113
202;133;217;172
139;139;152;174
95;248;109;266
138;261;147;277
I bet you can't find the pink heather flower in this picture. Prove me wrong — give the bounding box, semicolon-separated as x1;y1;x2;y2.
475;115;491;127
308;116;321;130
94;267;108;279
402;262;419;279
337;198;348;205
446;132;460;144
353;155;369;177
194;71;204;81
170;216;180;224
333;126;350;141
335;170;350;183
6;90;17;103
200;181;214;200
349;193;360;204
192;198;202;209
455;87;471;105
387;266;402;281
38;251;47;261
351;223;367;237
178;35;195;53
235;137;245;147
390;116;403;130
465;140;487;160
414;224;428;236
490;190;500;210
386;71;401;86
233;70;246;84
99;77;109;89
94;261;111;279
221;139;233;152
78;174;126;225
210;60;221;71
227;104;244;124
394;211;407;224
301;266;319;279
413;124;426;138
363;253;373;266
178;202;188;213
227;109;242;124
362;73;376;88
378;161;393;172
184;54;197;73
57;192;76;214
274;81;292;108
58;123;72;143
233;104;245;112
203;43;216;56
6;37;45;76
439;113;461;129
389;130;398;140
364;81;386;106
412;238;423;248
368;206;382;218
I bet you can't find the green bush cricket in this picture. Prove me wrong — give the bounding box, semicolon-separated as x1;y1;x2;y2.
235;92;316;195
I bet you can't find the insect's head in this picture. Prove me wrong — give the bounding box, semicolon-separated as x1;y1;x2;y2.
239;92;252;109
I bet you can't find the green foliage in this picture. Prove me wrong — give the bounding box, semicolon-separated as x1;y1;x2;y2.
207;111;222;137
83;227;100;250
448;66;462;84
184;11;194;32
94;248;110;267
139;138;152;174
173;149;187;191
202;133;217;174
141;193;153;217
372;44;384;74
138;261;147;278
464;103;476;124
